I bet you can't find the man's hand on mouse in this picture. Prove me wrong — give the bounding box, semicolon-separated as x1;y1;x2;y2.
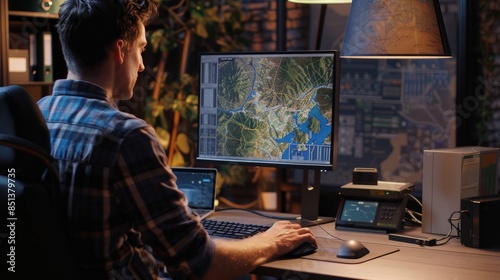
254;220;317;256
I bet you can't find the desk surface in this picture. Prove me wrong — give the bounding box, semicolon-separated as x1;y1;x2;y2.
209;209;500;280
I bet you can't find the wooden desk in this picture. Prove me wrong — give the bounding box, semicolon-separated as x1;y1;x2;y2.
210;209;500;280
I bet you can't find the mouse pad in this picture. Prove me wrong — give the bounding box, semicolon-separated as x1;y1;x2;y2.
302;237;400;264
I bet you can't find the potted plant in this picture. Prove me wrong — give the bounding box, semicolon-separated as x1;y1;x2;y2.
144;0;249;167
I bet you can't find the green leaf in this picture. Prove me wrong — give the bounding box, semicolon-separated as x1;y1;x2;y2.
171;150;186;167
155;127;171;150
196;20;209;39
176;133;190;154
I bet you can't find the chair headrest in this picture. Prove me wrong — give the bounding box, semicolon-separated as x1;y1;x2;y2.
0;85;51;178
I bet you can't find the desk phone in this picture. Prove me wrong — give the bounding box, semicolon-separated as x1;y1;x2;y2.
335;181;413;233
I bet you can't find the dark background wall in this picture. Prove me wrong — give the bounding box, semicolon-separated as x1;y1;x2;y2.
237;0;500;217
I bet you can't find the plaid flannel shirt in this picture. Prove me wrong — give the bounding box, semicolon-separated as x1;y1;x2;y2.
38;80;215;279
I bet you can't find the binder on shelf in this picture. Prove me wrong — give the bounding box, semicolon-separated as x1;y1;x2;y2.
30;32;52;82
29;33;39;81
42;32;53;82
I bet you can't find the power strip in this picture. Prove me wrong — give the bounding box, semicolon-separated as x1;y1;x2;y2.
388;233;437;246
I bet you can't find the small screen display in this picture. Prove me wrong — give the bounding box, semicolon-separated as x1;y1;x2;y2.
340;200;378;223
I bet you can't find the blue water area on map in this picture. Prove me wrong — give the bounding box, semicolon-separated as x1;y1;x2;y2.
276;98;331;161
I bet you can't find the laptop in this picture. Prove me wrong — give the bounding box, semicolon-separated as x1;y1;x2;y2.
171;167;218;219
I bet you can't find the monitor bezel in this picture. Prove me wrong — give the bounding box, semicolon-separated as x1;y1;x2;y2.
196;50;340;171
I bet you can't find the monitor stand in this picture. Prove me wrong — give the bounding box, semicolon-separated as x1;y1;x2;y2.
295;169;335;227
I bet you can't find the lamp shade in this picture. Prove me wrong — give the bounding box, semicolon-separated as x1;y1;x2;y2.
341;0;452;59
288;0;351;3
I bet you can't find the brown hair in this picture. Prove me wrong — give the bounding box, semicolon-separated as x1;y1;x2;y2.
57;0;158;73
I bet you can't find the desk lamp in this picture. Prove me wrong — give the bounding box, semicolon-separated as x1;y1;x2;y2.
288;0;352;50
341;0;452;59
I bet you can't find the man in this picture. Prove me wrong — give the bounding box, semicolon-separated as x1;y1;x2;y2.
37;0;317;279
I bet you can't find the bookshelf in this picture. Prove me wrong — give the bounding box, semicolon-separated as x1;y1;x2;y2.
0;0;67;101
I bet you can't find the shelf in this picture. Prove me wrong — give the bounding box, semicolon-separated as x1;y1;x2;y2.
1;2;65;101
8;81;55;86
8;10;59;19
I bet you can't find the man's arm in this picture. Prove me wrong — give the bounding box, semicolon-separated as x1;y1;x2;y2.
115;126;216;278
203;221;316;280
117;125;317;279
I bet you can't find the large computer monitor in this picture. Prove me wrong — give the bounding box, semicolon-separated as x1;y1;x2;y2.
197;51;340;223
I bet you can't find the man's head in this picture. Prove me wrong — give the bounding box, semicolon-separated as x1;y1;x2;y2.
57;0;157;75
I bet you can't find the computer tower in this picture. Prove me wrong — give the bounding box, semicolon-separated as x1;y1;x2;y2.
422;147;498;235
461;194;500;248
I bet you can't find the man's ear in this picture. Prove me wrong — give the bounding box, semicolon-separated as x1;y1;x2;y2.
113;39;125;64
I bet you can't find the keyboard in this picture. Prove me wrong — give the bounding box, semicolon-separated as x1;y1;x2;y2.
201;219;271;239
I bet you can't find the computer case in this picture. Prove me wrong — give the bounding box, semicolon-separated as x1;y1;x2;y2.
422;147;499;235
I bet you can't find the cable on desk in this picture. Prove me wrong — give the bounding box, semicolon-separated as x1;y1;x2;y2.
403;194;423;226
315;224;344;242
215;207;300;220
404;208;422;225
217;196;259;209
407;193;422;208
433;210;468;246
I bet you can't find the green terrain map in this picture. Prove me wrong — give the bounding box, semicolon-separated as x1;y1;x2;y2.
215;56;334;162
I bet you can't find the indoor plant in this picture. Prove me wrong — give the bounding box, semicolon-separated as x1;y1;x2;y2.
144;0;249;167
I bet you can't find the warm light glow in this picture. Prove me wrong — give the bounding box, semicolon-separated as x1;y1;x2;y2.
288;0;352;3
341;0;451;59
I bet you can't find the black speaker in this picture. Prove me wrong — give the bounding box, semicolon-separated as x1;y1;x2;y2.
460;194;500;248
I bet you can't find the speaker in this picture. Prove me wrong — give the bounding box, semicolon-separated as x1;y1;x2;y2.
460;194;500;248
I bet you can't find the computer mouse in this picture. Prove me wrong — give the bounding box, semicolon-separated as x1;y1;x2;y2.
284;242;318;258
336;240;370;259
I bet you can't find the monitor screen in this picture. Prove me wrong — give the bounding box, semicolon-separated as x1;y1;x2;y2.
197;51;340;170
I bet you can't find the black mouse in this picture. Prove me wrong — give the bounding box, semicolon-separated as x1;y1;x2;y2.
337;240;370;259
284;242;317;258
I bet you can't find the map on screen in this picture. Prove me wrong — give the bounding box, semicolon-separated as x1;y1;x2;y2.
197;52;339;169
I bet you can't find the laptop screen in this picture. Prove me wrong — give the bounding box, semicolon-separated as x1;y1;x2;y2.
171;167;217;211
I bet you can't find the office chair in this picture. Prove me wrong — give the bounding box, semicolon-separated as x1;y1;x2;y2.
0;85;81;279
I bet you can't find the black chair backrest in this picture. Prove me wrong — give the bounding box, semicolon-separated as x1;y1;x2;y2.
0;85;81;279
0;85;51;175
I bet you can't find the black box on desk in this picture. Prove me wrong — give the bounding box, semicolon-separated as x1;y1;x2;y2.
461;194;500;248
